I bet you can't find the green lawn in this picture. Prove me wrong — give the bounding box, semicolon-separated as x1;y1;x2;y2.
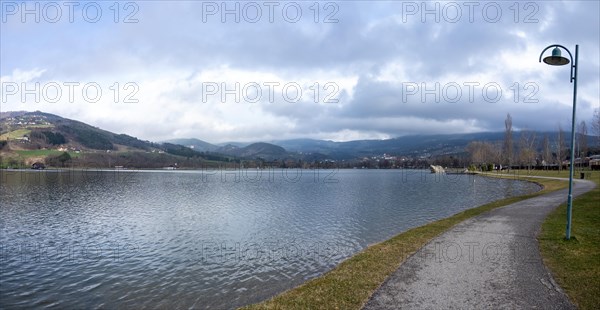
539;171;600;310
242;174;570;309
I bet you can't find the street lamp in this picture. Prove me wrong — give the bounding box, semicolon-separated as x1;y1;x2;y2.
539;44;579;240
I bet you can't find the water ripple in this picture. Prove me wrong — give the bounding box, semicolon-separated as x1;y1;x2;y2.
1;170;540;309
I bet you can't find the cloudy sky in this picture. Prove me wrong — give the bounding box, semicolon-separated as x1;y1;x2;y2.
1;1;599;143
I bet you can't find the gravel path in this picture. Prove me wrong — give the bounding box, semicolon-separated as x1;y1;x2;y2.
363;177;596;309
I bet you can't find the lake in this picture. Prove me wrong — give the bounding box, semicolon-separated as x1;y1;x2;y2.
0;169;540;309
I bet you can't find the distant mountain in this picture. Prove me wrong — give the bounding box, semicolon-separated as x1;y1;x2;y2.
215;142;288;160
164;140;290;160
271;131;598;160
216;144;241;154
269;133;505;159
269;139;339;153
216;142;250;148
4;111;597;168
164;138;219;152
169;130;599;162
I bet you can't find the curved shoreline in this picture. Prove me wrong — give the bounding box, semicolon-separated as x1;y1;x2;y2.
364;176;595;309
242;173;568;309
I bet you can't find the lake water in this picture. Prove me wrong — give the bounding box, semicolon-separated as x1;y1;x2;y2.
0;169;540;309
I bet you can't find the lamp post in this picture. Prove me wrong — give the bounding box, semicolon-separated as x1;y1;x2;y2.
539;44;578;240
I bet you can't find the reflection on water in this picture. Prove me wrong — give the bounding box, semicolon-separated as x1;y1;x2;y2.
0;169;540;309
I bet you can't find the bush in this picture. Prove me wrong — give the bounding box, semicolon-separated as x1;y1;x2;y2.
6;157;24;168
47;152;72;167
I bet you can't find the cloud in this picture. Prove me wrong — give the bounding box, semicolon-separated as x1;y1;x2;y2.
1;1;598;143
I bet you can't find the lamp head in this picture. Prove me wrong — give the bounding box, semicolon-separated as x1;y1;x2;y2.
543;47;570;66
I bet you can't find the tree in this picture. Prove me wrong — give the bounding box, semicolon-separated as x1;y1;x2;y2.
466;141;497;170
42;131;66;145
542;134;552;168
503;113;513;168
466;141;484;165
593;108;600;146
57;152;72;167
577;120;588;159
556;124;565;170
518;130;536;170
491;141;502;166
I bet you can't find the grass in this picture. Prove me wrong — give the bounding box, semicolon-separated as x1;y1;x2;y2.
14;150;81;158
0;128;31;140
15;149;62;157
0;149;83;168
538;171;600;310
242;173;570;310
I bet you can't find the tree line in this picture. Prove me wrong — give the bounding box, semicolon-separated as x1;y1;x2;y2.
466;110;600;170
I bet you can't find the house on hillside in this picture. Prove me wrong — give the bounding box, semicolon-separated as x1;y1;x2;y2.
15;135;30;143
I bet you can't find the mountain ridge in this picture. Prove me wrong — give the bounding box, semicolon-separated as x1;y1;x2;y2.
2;111;598;168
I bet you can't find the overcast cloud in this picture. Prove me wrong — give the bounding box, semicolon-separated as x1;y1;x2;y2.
1;1;599;143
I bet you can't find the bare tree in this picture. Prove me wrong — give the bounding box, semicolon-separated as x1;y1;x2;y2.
466;141;497;170
556;124;565;170
466;141;484;165
519;130;537;170
492;141;503;166
503;113;513;169
542;134;552;169
577;121;588;159
593;108;600;146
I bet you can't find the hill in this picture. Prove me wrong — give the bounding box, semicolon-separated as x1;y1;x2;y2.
163;138;219;152
3;111;598;169
0;111;230;168
271;131;598;160
215;142;288;160
1;111;155;151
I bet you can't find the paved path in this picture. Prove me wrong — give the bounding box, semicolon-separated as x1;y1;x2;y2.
364;177;596;309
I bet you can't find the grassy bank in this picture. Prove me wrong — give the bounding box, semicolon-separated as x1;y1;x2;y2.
538;172;599;310
15;149;82;158
242;173;570;309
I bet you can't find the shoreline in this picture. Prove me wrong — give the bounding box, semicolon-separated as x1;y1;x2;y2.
2;169;588;308
241;172;570;309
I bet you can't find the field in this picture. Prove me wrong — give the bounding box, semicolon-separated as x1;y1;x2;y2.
0;150;83;168
0;129;32;140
